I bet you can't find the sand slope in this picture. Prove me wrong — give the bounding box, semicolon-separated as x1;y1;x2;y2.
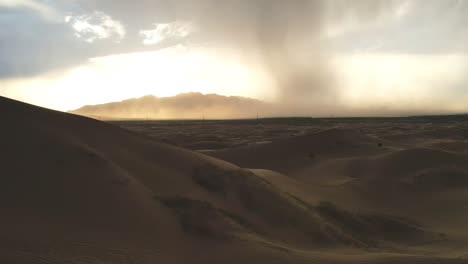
1;96;467;263
211;128;387;175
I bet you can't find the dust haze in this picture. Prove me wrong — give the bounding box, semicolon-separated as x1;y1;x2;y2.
153;0;449;116
4;1;468;263
2;0;468;116
96;0;468;116
163;0;340;115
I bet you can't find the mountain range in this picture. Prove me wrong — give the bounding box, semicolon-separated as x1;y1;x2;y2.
70;93;270;120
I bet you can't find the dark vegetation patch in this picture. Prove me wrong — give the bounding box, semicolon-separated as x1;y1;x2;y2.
192;167;229;195
317;201;429;245
191;165;317;227
190;165;367;246
155;196;257;239
185;141;229;150
187;165;435;247
413;167;468;190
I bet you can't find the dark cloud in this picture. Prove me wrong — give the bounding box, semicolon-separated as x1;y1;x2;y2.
169;1;332;108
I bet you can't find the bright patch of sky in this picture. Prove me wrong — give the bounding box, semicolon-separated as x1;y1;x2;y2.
65;11;125;43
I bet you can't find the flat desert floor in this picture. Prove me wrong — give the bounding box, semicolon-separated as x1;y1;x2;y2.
2;95;468;263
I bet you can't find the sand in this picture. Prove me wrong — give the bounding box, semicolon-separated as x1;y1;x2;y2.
1;96;468;263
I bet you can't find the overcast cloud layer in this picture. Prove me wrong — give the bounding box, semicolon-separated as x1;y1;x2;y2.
1;0;468;115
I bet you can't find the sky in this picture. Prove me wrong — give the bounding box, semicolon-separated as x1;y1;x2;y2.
1;0;468;116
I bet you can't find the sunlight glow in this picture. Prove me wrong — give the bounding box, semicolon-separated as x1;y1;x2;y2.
140;21;195;45
332;54;468;113
0;45;274;111
65;11;125;43
2;46;468;115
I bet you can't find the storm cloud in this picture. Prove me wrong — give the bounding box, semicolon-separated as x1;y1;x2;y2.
2;0;468;115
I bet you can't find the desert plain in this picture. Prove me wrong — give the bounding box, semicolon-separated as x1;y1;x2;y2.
2;96;468;263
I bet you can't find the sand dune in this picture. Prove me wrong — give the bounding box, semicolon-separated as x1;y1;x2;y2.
117;118;468;260
211;128;387;175
423;140;468;153
2;96;468;263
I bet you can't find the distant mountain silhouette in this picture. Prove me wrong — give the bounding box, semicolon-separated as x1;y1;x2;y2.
70;93;270;120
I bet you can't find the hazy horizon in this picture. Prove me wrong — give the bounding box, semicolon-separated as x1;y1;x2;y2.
2;0;468;116
3;3;468;261
69;92;468;119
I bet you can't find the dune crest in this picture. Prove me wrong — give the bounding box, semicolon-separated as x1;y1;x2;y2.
2;96;468;263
